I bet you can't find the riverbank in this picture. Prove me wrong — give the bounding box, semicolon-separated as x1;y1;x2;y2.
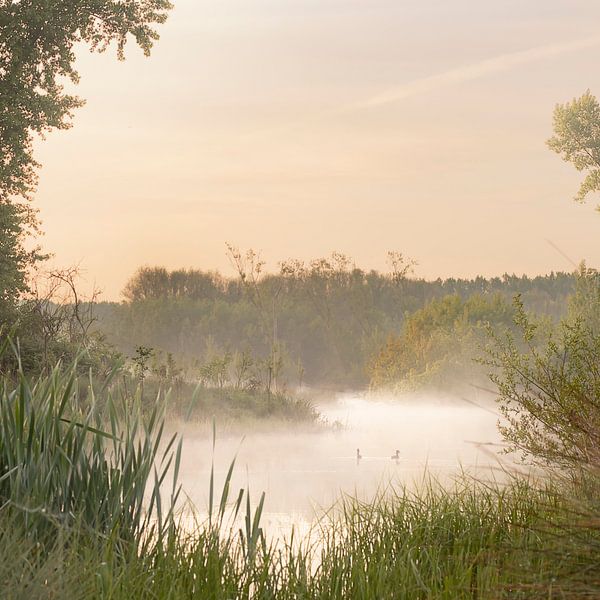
2;363;598;599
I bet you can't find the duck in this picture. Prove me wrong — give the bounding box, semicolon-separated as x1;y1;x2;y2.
391;450;400;460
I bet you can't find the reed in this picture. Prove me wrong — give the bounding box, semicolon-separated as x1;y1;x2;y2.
0;341;182;545
1;350;600;598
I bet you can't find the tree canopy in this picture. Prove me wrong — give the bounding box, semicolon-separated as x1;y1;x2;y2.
548;90;600;208
0;0;172;203
368;293;517;391
93;262;575;387
0;0;172;313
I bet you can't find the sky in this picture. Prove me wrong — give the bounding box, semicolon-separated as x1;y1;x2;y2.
34;0;600;300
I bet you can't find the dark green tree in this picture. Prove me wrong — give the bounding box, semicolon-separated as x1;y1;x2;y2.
0;201;40;320
0;0;172;310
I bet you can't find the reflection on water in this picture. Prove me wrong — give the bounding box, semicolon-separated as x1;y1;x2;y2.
175;393;506;538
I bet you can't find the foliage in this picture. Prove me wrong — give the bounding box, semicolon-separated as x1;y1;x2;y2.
123;266;226;303
132;344;154;380
0;0;172;204
0;0;172;348
96;262;575;387
0;267;119;375
0;346;182;544
0;200;42;318
369;293;516;391
1;473;596;599
182;385;320;425
227;244;288;392
488;285;600;469
151;349;184;385
568;262;600;331
132;364;320;426
0;356;598;598
547;90;600;208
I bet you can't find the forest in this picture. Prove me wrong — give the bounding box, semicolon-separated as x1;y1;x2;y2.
94;261;576;389
3;1;600;598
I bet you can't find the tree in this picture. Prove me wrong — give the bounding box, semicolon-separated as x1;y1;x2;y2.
28;266;100;369
386;250;416;286
547;90;600;208
0;201;42;320
122;266;223;302
0;0;172;307
488;297;600;469
369;294;515;391
1;0;172;202
132;344;154;399
568;262;600;332
226;244;285;393
484;98;600;471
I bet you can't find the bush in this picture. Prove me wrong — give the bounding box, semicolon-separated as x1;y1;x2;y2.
488;292;600;470
369;294;515;391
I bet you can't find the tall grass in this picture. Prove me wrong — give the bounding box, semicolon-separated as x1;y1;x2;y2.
0;343;182;544
2;472;588;599
1;350;600;598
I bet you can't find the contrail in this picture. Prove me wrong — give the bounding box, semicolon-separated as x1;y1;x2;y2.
349;35;600;110
240;35;600;141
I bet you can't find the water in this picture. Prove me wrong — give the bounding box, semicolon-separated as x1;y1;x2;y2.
174;392;506;539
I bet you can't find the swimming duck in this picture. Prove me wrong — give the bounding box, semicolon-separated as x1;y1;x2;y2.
391;450;400;460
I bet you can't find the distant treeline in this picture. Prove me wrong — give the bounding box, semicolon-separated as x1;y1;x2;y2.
94;257;576;387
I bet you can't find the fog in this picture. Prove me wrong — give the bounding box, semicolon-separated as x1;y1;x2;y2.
175;392;507;538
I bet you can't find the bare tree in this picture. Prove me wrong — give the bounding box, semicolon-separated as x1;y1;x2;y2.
29;266;101;369
225;244;285;393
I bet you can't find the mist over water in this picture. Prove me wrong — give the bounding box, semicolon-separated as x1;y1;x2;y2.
176;392;505;537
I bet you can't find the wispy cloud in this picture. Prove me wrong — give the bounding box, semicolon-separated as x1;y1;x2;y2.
240;35;600;142
351;35;600;110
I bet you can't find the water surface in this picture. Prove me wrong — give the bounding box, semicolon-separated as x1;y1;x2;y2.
176;393;505;538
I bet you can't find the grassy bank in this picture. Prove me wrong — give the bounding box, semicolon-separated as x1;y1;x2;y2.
2;476;596;599
1;359;600;599
69;372;322;429
165;382;320;425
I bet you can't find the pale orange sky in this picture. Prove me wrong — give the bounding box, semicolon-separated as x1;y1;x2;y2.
34;0;600;300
